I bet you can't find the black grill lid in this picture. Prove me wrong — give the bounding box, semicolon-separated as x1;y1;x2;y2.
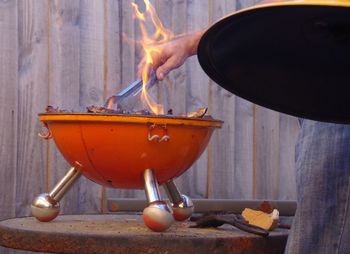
197;2;350;123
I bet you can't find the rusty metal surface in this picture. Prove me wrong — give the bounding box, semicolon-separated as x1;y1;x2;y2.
0;214;288;254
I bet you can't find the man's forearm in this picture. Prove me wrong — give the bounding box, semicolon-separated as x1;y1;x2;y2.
188;30;205;56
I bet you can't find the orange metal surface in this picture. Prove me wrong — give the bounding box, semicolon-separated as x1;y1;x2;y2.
39;113;222;189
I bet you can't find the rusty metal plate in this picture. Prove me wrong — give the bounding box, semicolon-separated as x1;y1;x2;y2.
0;214;288;254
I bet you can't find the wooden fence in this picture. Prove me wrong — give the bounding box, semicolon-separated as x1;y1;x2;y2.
0;0;299;252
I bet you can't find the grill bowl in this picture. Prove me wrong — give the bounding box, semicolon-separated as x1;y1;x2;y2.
39;113;222;189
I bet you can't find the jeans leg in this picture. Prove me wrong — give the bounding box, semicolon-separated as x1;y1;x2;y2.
285;120;350;254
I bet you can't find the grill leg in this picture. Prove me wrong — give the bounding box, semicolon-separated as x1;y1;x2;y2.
164;180;194;221
143;169;173;232
31;166;82;222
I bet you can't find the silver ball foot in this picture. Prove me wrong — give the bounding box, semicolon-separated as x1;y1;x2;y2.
31;193;60;222
171;194;194;221
143;202;174;232
163;180;194;221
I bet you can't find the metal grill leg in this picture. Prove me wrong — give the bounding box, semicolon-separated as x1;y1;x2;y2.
31;166;81;222
164;180;194;221
143;169;173;232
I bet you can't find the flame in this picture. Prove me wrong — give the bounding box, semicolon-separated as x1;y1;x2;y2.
132;0;173;114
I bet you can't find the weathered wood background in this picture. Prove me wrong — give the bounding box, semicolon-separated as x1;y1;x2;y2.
0;0;299;252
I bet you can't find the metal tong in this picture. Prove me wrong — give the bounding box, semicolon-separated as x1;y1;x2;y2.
190;214;269;237
104;71;158;110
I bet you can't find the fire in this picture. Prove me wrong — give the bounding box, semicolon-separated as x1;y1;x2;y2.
132;0;174;114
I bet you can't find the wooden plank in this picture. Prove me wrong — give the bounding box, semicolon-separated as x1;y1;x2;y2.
252;100;298;200
254;106;281;199
102;0;122;100
15;0;49;218
236;0;261;10
0;0;17;220
48;0;101;214
119;0;137;87
0;1;18;253
79;0;105;106
233;98;255;199
176;0;210;198
209;87;237;199
278;114;299;200
210;0;237;22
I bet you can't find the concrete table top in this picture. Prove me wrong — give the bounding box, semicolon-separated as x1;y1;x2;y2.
0;214;289;254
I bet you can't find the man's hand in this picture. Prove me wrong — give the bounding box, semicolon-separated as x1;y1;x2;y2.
138;30;204;81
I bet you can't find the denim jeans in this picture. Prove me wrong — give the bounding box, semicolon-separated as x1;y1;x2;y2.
285;120;350;254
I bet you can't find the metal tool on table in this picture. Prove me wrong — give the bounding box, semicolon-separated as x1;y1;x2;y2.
190;214;269;237
104;70;158;110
